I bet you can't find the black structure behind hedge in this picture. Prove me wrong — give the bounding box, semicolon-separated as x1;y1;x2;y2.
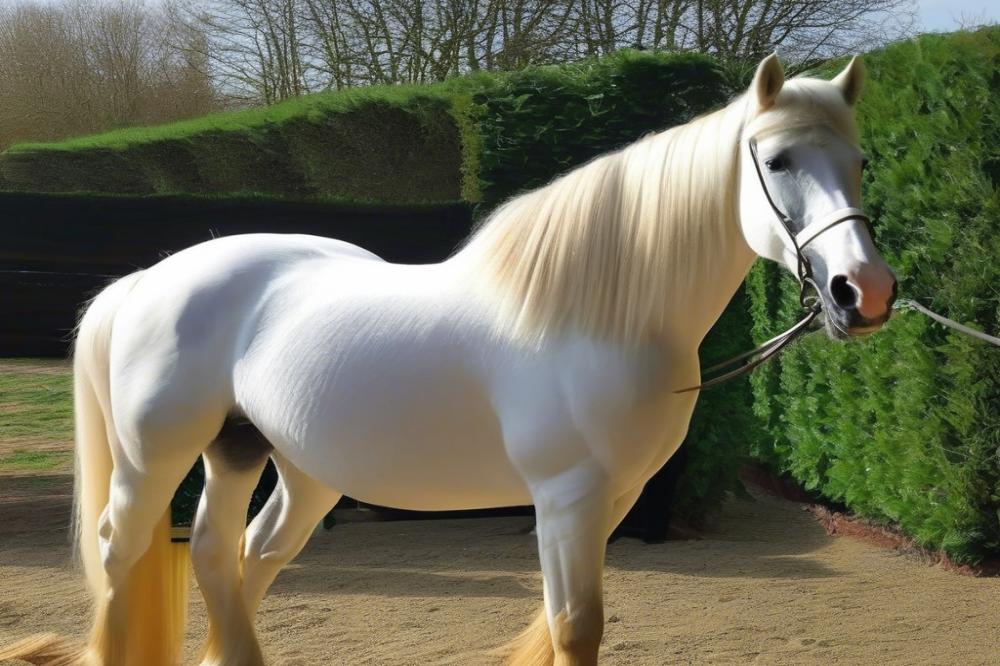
0;192;474;357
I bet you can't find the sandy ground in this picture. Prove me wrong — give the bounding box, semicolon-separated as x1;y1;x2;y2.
1;470;999;666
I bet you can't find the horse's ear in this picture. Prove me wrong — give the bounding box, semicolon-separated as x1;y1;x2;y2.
832;56;865;106
751;53;785;110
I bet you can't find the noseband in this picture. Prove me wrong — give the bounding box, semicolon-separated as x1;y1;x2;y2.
675;138;871;393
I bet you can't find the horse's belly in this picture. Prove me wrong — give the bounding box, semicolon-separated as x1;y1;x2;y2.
293;415;531;511
236;301;530;510
299;394;529;511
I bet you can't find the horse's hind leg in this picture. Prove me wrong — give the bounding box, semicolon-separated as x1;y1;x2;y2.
241;454;341;616
190;420;272;666
94;427;211;666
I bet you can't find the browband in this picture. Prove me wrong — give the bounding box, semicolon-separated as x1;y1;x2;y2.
795;207;869;248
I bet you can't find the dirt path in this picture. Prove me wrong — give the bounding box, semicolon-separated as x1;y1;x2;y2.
1;474;998;666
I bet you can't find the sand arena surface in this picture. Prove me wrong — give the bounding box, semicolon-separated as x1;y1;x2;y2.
1;471;999;666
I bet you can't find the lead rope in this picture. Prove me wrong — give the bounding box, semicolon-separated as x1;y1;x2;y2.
673;306;820;393
895;299;1000;346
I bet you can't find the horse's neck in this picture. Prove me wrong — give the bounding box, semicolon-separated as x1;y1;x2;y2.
648;103;757;350
457;99;756;351
663;228;756;351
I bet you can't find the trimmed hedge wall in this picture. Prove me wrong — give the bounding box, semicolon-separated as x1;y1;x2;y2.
748;28;1000;562
0;51;726;210
0;88;475;203
459;51;727;209
676;287;758;520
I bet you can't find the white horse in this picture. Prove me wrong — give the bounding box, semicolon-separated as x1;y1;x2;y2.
4;54;896;666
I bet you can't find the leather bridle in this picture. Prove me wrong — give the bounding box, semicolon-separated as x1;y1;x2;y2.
746;137;871;312
675;138;999;394
675;138;872;393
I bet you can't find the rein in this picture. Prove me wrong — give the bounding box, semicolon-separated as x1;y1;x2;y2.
675;139;999;394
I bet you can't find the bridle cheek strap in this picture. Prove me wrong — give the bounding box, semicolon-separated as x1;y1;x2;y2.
795;206;869;248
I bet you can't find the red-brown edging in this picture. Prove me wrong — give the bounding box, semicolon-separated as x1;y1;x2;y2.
739;463;1000;578
806;505;1000;577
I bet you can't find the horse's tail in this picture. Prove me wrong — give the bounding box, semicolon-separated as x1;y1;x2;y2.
0;271;188;665
72;271;146;598
76;270;190;665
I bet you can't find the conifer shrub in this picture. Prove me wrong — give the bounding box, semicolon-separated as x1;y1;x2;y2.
457;51;726;208
748;28;1000;562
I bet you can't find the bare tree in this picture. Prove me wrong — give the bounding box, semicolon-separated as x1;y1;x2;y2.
293;0;578;88
0;0;220;149
673;0;916;75
176;0;314;103
174;0;916;102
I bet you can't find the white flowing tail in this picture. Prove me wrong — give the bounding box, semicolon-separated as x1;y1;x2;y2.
73;271;143;597
0;271;189;665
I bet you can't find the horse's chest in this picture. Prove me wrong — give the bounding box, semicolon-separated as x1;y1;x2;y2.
492;341;699;490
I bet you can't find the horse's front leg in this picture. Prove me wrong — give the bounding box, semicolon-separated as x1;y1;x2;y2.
532;465;614;666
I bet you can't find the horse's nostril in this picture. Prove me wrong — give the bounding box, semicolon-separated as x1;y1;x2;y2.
830;275;857;310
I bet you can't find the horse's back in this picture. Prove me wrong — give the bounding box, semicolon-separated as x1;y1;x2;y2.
105;234;382;444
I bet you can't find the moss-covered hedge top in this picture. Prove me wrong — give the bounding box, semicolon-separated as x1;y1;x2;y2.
7;85;449;152
457;51;726;209
0;51;725;204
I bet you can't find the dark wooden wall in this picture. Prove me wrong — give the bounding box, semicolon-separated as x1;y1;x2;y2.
0;193;474;356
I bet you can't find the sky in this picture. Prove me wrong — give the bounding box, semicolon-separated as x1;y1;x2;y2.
917;0;999;31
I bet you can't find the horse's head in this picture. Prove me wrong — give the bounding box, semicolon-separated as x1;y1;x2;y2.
737;54;896;339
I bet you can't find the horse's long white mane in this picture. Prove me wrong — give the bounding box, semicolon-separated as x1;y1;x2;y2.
464;76;857;347
464;98;748;346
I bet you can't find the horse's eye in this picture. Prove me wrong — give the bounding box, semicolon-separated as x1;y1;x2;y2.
764;156;786;172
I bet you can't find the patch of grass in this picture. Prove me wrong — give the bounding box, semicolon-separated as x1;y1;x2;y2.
0;360;73;444
0;449;72;472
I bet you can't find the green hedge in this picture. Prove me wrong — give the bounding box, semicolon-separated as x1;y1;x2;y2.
0;87;475;203
676;288;759;520
748;28;1000;562
0;52;724;207
457;51;727;209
